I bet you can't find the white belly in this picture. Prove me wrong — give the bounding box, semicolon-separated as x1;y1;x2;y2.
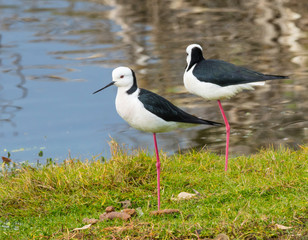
115;89;186;133
184;67;264;100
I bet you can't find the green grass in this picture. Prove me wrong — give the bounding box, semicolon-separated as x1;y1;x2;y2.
0;142;307;239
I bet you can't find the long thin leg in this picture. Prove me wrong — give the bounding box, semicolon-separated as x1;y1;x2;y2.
217;100;230;171
153;133;161;210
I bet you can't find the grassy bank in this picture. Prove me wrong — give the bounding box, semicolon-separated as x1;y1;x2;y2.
0;142;307;239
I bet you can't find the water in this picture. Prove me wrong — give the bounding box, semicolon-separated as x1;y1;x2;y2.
0;0;307;163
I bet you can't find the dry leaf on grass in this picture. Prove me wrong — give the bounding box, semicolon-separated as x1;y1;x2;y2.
2;157;12;164
171;192;197;201
275;224;292;230
73;224;92;231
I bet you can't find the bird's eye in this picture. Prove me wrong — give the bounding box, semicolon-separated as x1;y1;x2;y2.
120;75;124;78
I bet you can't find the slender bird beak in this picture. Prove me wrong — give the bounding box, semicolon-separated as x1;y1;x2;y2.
92;81;115;94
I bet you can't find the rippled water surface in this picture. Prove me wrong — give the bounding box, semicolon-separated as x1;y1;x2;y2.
0;0;307;163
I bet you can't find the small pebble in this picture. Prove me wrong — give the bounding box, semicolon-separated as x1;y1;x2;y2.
105;206;115;213
214;233;229;240
150;209;180;215
122;208;136;216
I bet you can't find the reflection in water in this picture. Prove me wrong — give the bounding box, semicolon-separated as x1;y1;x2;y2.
0;52;27;137
0;0;307;162
103;0;307;154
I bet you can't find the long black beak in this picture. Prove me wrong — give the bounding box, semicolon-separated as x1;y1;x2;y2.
93;82;115;94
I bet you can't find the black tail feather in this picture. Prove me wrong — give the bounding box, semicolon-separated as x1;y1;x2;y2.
263;74;289;80
200;119;223;126
192;118;223;126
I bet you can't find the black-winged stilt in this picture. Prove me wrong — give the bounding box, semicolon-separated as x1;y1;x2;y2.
93;66;222;210
184;44;288;171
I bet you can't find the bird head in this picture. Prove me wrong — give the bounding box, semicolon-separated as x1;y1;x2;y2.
112;67;136;88
185;44;204;71
93;66;137;94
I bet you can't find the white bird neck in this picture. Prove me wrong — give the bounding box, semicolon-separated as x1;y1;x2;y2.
116;85;139;98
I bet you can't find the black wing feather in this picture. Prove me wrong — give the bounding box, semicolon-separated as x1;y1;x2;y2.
138;89;221;126
193;59;288;87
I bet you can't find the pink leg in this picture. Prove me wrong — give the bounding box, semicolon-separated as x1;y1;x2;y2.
217;100;230;171
153;133;161;210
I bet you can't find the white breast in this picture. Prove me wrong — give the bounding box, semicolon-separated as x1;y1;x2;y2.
184;66;264;100
115;88;184;133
